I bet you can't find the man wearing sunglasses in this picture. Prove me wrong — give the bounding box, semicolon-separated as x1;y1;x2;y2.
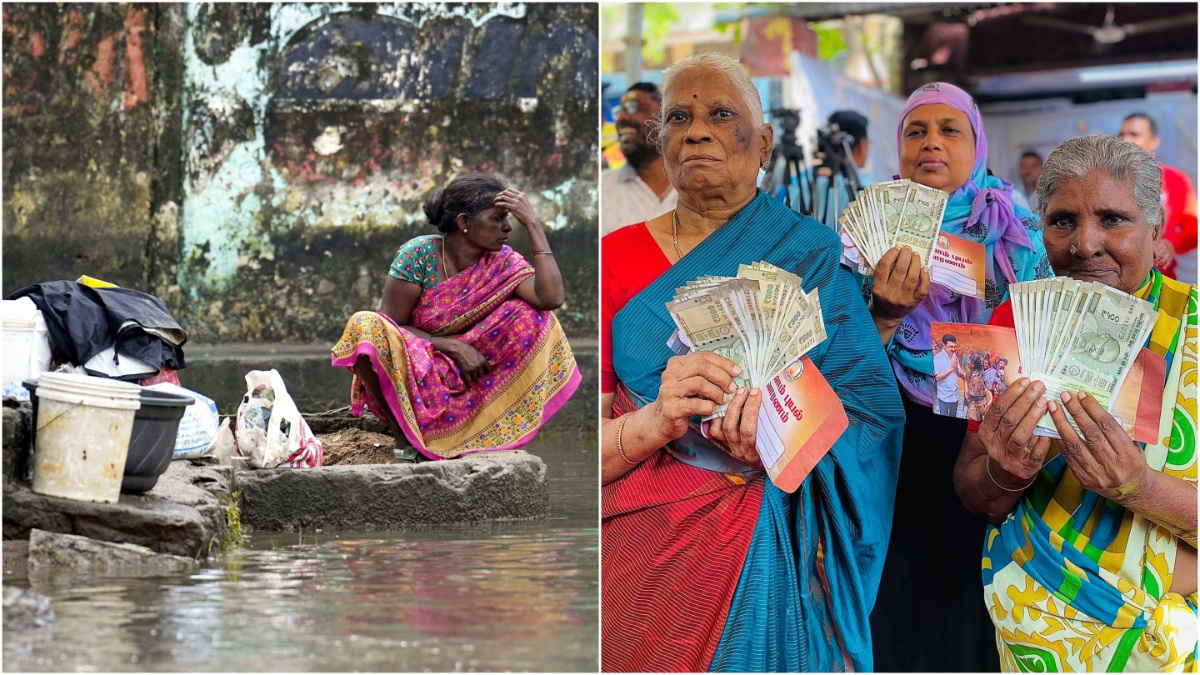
601;82;677;235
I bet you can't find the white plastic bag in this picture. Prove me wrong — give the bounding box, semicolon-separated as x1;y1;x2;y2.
145;383;220;459
233;369;323;469
2;298;52;401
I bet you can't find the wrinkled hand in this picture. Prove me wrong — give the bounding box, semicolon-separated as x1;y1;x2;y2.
708;386;762;466
1047;391;1152;503
1154;239;1175;269
977;378;1052;490
439;338;491;386
492;188;540;229
650;352;739;444
871;246;931;323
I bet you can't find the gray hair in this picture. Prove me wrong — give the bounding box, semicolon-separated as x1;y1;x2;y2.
1036;135;1164;229
658;52;765;129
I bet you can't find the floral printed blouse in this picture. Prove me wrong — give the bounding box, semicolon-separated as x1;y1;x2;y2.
388;235;441;291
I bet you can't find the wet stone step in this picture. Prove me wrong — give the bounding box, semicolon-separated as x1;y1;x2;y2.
27;528;199;575
3;404;552;554
2;457;235;558
237;451;550;532
233;407;552;531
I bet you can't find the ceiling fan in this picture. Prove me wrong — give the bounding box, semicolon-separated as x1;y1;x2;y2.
1022;4;1196;44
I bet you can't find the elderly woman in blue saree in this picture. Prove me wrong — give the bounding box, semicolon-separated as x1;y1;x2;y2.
599;51;904;672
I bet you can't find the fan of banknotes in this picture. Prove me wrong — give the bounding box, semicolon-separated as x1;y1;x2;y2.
665;262;828;420
1010;277;1159;435
839;179;949;272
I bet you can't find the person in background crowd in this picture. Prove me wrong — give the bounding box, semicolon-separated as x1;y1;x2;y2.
828;109;872;182
600;82;678;235
1119;112;1198;284
982;353;998;392
1012;150;1043;213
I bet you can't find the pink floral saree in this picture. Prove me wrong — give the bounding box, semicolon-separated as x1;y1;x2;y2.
331;246;581;459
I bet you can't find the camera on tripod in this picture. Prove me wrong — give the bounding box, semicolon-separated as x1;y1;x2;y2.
769;108;804;161
765;110;864;227
814;125;855;175
764;108;810;213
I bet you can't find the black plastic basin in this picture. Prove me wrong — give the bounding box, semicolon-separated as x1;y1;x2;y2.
122;388;194;493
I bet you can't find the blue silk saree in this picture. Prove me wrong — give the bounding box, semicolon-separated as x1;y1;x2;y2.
601;192;905;672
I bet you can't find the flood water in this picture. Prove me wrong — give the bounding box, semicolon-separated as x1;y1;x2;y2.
3;434;598;672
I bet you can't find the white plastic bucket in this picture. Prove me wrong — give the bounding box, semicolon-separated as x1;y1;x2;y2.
2;298;52;401
32;372;142;504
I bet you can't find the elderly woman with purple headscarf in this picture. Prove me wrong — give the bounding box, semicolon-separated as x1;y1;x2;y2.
865;83;1051;671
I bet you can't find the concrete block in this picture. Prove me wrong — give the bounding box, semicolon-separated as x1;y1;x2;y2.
238;451;549;531
3;402;32;486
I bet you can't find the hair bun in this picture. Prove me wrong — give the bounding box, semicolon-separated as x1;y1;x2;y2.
423;190;445;229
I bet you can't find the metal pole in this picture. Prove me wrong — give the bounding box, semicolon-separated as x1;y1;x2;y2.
625;4;644;84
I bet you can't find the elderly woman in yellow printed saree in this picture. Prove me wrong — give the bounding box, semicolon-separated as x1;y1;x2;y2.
954;135;1196;671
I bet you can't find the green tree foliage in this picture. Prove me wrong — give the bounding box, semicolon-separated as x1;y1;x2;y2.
643;4;681;64
815;22;848;61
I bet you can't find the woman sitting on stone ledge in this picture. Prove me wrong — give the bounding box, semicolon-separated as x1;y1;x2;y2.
331;174;581;463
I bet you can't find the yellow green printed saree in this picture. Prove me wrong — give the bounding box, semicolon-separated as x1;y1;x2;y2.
982;271;1197;672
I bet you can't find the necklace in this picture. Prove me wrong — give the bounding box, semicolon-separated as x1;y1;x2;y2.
440;237;451;281
671;210;683;261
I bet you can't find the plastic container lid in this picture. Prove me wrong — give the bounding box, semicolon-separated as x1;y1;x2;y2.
35;372;142;410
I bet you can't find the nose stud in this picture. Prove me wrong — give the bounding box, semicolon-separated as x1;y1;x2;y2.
1069;245;1078;256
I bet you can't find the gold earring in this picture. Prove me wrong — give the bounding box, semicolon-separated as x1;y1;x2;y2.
463;229;469;234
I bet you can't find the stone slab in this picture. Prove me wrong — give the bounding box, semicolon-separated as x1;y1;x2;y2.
238;451;549;531
3;459;234;558
27;529;198;574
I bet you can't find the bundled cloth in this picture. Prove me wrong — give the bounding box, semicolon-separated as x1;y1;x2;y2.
7;280;187;382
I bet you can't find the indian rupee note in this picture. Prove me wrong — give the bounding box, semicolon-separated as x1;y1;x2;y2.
892;182;943;267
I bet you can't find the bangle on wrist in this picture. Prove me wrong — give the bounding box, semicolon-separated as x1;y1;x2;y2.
986;455;1036;492
616;414;639;465
532;250;554;256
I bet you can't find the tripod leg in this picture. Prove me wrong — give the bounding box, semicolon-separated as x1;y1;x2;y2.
782;161;793;210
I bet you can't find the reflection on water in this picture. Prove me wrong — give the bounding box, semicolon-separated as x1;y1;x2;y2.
3;437;597;672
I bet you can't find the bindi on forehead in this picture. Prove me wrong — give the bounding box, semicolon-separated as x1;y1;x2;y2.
693;94;697;98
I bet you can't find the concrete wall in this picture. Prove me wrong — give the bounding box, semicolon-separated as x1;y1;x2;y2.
3;4;186;297
4;3;599;344
177;3;599;343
